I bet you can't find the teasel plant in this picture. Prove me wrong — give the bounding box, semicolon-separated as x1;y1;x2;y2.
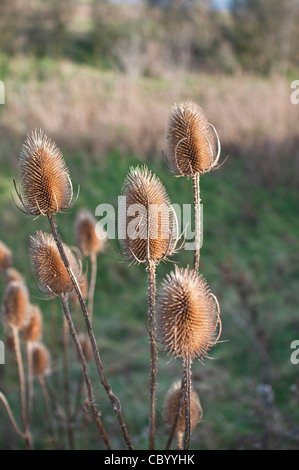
0;280;33;449
0;240;12;272
14;129;133;450
165;100;223;272
120;165;178;449
74;208;106;321
157;266;221;449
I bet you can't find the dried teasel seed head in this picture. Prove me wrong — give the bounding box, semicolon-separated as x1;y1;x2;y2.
32;342;51;376
77;333;93;363
1;281;30;330
157;267;220;360
30;231;81;296
162;381;203;434
166;101;219;176
0;240;12;271
5;268;24;285
18;129;72;216
20;304;43;343
120;165;177;263
75;208;106;256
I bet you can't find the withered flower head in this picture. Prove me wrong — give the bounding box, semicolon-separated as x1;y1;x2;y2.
20;304;43;343
17;129;72;216
157;267;220;360
30;231;81;296
0;240;12;271
162;381;203;434
166;101;220;176
75;208;106;256
120;165;177;263
32;342;51;376
2;281;30;330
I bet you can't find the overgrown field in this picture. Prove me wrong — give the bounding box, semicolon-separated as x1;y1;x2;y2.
0;57;299;450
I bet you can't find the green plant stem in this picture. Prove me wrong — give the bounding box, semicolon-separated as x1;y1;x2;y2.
63;315;75;450
60;293;112;450
183;356;192;450
146;259;157;450
192;173;201;272
48;214;133;450
38;375;59;450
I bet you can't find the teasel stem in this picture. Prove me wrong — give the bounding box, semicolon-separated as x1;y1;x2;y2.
0;391;28;441
38;375;59;449
88;252;97;322
60;293;111;450
48;214;133;450
146;259;157;450
11;326;33;450
183;356;192;450
63;315;75;450
192;173;201;273
26;341;34;426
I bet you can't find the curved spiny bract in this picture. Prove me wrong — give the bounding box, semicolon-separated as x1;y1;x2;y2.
30;231;81;296
166;101;218;176
120;165;177;264
18;129;72;216
157;266;220;361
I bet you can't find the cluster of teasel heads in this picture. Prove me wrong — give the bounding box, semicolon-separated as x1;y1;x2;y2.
0;99;223;450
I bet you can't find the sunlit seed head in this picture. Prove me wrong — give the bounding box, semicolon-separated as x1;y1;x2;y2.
20;304;43;343
19;129;72;216
2;281;30;330
32;342;51;376
0;240;12;271
75;208;106;256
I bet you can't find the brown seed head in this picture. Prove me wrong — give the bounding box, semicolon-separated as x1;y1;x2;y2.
166;101;217;176
32;342;51;376
0;240;12;271
157;267;220;360
30;231;81;296
20;304;43;342
120;166;177;263
75;208;106;256
2;281;30;330
5;268;24;285
77;333;93;363
19;129;72;216
162;381;203;434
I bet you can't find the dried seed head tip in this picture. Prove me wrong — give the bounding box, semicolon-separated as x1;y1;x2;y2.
120;165;177;263
166;101;217;176
2;281;29;330
19;129;72;216
0;240;12;271
75;208;106;256
162;381;203;434
30;231;81;296
157;267;220;360
32;342;51;376
21;304;43;343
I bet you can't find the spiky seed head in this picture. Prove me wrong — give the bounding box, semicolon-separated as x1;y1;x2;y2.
32;342;51;376
5;268;24;285
0;240;12;271
75;208;106;256
166;101;217;176
120;165;177;263
30;231;81;296
162;381;203;434
157;267;220;360
2;281;30;330
20;304;43;343
19;129;72;216
77;333;93;363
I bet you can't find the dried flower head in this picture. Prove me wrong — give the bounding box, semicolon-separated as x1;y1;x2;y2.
162;381;203;434
1;281;30;330
30;231;81;296
20;304;43;343
75;208;106;256
32;342;51;376
120;166;177;263
77;333;93;363
166;101;220;176
0;240;12;271
5;268;24;285
157;267;220;360
17;129;72;216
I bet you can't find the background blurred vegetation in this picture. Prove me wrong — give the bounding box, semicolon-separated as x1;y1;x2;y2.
0;0;299;450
